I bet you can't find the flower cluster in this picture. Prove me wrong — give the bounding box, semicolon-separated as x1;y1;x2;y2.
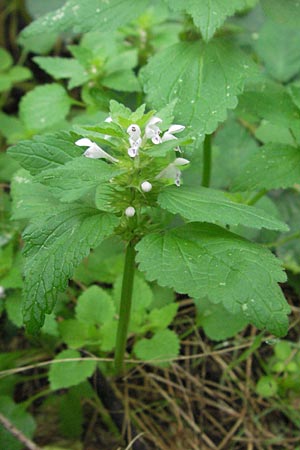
75;112;189;220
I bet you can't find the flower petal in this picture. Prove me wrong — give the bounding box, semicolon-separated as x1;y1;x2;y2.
128;147;138;158
162;132;177;142
168;124;185;134
148;116;162;126
174;157;189;166
75;138;94;147
152;134;162;145
83;143;118;162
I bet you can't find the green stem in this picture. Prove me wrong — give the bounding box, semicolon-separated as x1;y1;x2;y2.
114;241;136;375
246;189;267;206
202;134;212;187
265;231;300;248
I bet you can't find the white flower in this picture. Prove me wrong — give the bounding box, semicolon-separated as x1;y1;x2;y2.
0;286;5;299
127;124;142;158
145;117;162;145
75;138;118;163
128;146;139;158
127;124;141;140
156;157;190;187
162;124;185;142
141;181;152;192
125;206;136;217
105;116;112;123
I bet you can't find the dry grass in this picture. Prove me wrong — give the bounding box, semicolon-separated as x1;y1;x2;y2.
98;291;300;450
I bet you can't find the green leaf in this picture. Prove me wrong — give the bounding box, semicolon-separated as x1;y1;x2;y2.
106;49;138;74
0;153;20;182
146;303;178;332
237;81;300;129
261;0;300;27
166;0;254;41
8;66;32;83
75;285;115;325
254;20;300;82
232;144;300;192
102;70;141;92
133;329;180;366
33;56;88;89
141;39;257;140
22;205;119;332
136;223;290;336
58;319;97;348
73;237;124;284
0;396;36;450
36;157;122;202
98;320;118;351
158;186;288;231
8;131;82;174
5;291;23;327
275;190;300;274
0;48;13;71
195;298;248;341
49;349;97;390
256;375;278;397
11;169;59;220
19;84;71;131
211;118;258;188
113;273;153;313
0;113;27;144
20;0;150;40
0;74;12;92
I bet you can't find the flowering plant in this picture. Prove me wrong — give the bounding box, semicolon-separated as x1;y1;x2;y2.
9;100;290;374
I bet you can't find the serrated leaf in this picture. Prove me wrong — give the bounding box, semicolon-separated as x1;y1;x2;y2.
102;69;141;92
19;84;71;131
106;49;138;74
75;285;115;325
20;0;150;41
33;56;88;89
141;39;257;140
49;349;97;390
8;131;82;174
134;329;180;366
254;20;300;82
136;223;290;336
238;81;300;129
195;297;248;341
158;186;288;231
146;303;178;332
22;205;119;332
11;169;59;220
166;0;254;41
232;144;300;192
36;157;122;202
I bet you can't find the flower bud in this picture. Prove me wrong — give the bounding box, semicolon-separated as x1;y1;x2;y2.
141;181;152;192
125;206;135;217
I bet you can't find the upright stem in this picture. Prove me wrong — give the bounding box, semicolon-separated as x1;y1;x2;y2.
246;189;267;206
114;240;136;375
202;134;212;187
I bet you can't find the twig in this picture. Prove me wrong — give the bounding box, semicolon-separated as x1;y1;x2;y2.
0;413;41;450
